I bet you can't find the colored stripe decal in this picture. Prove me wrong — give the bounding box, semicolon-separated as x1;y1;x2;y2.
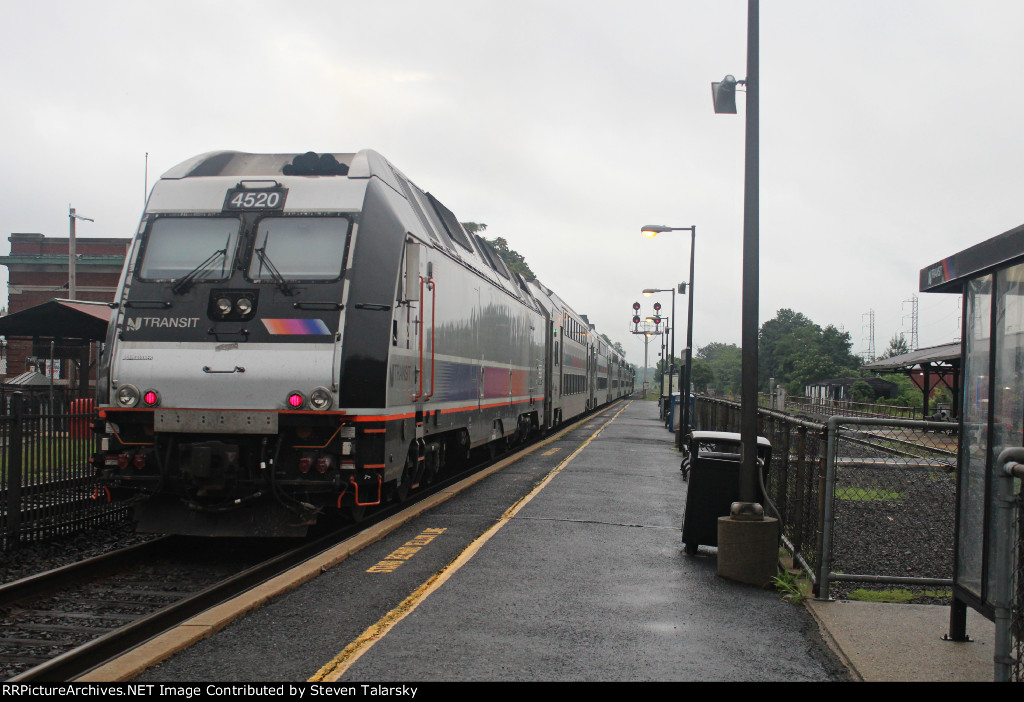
262;318;331;335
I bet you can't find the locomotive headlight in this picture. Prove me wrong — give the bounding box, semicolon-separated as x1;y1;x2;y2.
116;384;140;408
286;391;306;409
310;387;332;410
236;297;253;315
215;297;233;316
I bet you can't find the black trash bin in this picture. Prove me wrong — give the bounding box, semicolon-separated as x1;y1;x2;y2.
681;431;771;556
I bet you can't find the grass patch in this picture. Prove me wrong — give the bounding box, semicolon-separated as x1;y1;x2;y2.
772;567;811;605
846;588;952;603
834;487;902;501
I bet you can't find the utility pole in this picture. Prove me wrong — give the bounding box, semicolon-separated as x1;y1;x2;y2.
68;206;94;301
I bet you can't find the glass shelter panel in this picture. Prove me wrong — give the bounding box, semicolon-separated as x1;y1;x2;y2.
958;274;992;598
990;263;1024;601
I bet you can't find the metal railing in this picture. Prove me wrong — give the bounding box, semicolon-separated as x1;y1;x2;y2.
693;396;958;600
783;395;924;421
1;392;130;550
819;416;958;601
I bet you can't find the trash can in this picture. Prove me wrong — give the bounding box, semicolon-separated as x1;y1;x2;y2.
666;392;680;431
681;431;771;555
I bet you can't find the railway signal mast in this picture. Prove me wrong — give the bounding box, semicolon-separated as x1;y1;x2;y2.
630;300;661;397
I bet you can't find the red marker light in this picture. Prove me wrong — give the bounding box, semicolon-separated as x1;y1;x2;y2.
288;393;305;408
143;390;159;406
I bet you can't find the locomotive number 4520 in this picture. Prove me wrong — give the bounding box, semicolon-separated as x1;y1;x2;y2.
223;187;288;211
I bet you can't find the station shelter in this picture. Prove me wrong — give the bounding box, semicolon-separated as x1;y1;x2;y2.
921;222;1024;669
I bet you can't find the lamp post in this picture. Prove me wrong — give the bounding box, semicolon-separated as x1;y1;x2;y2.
641;225;696;447
709;0;777;588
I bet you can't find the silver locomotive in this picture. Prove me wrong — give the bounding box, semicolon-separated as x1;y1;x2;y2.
94;150;633;536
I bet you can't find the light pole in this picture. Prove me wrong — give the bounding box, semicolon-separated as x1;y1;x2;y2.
710;0;777;588
641;225;696;447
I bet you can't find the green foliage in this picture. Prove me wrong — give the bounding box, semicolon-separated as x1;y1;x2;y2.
771;569;808;604
880;334;910;359
835;487;903;501
876;372;923;409
850;380;874;402
697;342;742;395
690;357;714;393
483;236;535;279
758;309;861;394
459;223;537;279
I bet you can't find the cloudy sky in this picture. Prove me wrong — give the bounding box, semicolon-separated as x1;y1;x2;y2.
1;0;1018;368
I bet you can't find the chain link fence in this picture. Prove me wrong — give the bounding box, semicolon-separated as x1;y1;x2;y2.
693;396;958;601
819;417;958;601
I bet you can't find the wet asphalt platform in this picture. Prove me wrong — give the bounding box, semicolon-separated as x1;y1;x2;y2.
94;398;849;683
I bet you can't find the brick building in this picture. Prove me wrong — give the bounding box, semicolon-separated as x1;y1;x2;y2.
0;233;129;379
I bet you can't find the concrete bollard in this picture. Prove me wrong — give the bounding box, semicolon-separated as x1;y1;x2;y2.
717;515;779;587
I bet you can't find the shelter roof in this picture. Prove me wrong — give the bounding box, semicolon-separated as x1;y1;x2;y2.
0;299;112;341
862;342;961;372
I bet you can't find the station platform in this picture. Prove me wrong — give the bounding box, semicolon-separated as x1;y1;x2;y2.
82;399;996;683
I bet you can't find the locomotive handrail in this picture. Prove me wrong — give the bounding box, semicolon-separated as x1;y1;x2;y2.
412;275;436;402
424;277;436;401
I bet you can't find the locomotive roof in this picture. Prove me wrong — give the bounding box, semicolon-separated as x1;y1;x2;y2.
161;150;394;180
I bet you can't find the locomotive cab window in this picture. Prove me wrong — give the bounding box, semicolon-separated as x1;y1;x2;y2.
137;216;240;281
247;216;350;282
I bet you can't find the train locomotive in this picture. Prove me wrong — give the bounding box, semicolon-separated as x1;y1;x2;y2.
93;150;633;536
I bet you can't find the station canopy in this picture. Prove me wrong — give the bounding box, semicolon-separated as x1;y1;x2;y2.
863;342;961;417
0;299;112;341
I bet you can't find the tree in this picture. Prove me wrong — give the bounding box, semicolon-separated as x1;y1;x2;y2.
483;236;536;278
698;342;742;395
758;309;861;394
690;357;714;394
881;334;910;359
460;222;537;279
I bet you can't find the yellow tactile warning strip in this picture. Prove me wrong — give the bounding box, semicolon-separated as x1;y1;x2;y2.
309;401;631;682
365;528;448;573
76;400;630;683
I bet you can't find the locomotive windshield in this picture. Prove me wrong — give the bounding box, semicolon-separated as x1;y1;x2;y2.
138;217;240;281
247;216;349;282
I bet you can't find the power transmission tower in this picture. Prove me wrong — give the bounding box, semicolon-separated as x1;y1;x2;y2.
861;309;876;362
902;295;919;351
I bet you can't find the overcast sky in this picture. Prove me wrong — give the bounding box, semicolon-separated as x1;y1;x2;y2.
1;0;1018;368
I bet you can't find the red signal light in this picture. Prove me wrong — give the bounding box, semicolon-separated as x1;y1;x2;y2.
632;301;640;311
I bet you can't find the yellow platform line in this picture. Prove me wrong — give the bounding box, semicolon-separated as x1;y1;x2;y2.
309;400;632;682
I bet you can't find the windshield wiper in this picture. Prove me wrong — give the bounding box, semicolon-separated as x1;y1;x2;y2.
171;234;231;295
171;249;227;295
253;232;294;295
